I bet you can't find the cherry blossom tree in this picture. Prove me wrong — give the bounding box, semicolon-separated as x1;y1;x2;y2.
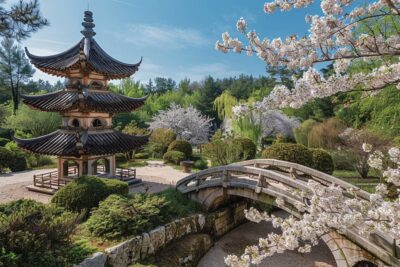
216;0;400;111
149;104;212;146
215;1;400;265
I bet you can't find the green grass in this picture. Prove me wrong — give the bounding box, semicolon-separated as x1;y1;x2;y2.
333;170;380;193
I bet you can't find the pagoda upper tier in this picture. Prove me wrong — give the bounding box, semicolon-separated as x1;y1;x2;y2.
22;89;147;113
25;11;141;80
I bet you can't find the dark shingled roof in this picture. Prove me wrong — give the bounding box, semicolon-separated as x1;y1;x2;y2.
21;90;147;113
25;38;142;79
14;130;149;157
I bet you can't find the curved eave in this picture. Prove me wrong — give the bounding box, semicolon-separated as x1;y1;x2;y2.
21;91;147;113
25;38;142;80
13;130;149;157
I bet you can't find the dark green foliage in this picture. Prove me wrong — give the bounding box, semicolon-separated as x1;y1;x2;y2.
163;151;185;165
194;159;208;170
7;152;27;172
0;128;12;140
157;188;202;218
232;137;257;160
310;149;334;174
261;143;313;168
168;140;192;158
336;87;400;137
85;190;201;240
0;138;9;147
0;147;12;172
0;199;81;267
203;137;252;166
51;176;129;213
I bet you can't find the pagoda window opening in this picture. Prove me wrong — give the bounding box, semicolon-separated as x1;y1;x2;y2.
92;119;103;128
62;160;79;178
71;119;80;127
92;158;110;175
89;81;103;90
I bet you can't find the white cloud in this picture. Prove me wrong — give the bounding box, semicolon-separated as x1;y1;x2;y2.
112;24;210;49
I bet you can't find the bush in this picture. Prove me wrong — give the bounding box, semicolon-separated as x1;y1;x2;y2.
0;137;9;147
310;149;334;174
261;143;313;167
194;159;208;170
163;151;185;165
232;137;257;160
203;138;249;167
8;153;28;172
308;118;345;149
0;147;12;172
0;199;81;267
0;128;12;139
51;176;128;213
168;140;192;158
85;189;202;240
149;128;176;156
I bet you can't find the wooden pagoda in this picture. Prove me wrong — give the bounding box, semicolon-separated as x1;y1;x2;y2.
14;11;148;190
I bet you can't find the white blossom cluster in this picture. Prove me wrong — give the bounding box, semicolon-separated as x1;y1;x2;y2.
225;144;400;267
149;104;212;146
216;0;400;111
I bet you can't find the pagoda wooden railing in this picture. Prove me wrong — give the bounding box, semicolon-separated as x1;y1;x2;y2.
33;166;136;190
33;166;78;190
116;168;136;181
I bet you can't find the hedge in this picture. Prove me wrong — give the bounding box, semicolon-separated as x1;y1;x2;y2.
261;143;313;168
232;137;257;160
51;176;128;213
310;148;334;174
168;140;192;158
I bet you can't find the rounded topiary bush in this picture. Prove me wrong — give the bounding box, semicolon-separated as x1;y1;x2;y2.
51;176;128;213
310;149;334;174
168;140;192;158
0;138;10;147
163;151;185;165
261;143;313;167
232;137;257;160
8;153;28;172
0;147;12;172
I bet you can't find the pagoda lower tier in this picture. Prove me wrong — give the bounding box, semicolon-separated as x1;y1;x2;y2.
14;129;148;179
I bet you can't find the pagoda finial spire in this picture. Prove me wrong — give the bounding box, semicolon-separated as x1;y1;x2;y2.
81;11;96;38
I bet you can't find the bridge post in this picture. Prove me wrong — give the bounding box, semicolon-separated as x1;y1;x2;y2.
289;167;297;179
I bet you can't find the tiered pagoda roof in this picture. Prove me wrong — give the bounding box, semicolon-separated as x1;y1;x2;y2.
25;11;141;80
14;130;149;157
22;90;147;113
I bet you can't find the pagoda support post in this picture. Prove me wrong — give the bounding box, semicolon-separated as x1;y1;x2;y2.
58;157;63;180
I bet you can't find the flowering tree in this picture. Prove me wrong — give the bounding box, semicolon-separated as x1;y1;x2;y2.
149;104;212;146
216;0;400;111
215;1;400;265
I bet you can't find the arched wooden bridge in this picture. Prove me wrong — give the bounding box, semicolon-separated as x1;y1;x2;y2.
176;159;400;267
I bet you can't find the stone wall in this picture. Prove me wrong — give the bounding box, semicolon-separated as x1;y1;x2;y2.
74;201;249;267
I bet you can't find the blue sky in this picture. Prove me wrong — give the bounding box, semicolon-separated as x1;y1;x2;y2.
18;0;320;84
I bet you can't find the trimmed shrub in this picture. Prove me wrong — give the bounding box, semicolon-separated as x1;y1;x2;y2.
85;189;201;240
261;143;313;167
168;140;192;158
310;149;334;174
232;137;257;160
194;159;208;170
0;138;9;147
51;176;128;213
163;151;185;165
0;199;82;267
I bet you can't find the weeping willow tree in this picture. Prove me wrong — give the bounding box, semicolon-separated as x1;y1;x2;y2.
232;112;263;145
213;91;238;120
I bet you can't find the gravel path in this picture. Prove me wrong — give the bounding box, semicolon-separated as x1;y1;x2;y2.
0;162;187;203
198;210;336;267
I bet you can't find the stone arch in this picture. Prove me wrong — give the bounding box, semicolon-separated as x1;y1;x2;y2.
92;158;111;176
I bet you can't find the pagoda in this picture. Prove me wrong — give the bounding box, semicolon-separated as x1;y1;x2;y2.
14;11;148;188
